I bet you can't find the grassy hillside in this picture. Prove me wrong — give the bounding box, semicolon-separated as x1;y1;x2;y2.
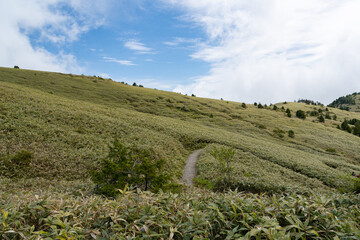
1;67;360;238
329;92;360;112
1;66;360;190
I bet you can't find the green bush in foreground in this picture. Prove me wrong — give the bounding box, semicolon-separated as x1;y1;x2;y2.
91;140;170;197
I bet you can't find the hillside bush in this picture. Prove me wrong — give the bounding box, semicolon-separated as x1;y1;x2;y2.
288;130;295;138
318;115;325;123
210;146;235;185
353;122;360;137
273;128;285;138
91;140;170;197
13;66;20;69
341;120;352;133
296;110;306;119
286;108;291;117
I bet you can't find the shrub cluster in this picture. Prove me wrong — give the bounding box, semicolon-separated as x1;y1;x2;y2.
91;140;170;197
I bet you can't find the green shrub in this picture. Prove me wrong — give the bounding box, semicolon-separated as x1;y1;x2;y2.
241;103;247;108
288;130;295;138
273;128;285;138
210;146;235;184
91;140;170;197
353;122;360;137
341;120;352;133
326;148;337;153
318;115;325;123
13;66;20;69
296;110;306;119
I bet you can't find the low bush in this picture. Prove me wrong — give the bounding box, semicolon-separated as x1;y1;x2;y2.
91;140;170;197
296;110;306;119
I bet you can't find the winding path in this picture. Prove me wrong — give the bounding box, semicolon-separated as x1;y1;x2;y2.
181;149;202;186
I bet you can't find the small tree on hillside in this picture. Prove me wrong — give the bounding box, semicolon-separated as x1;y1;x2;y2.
286;108;291;117
296;110;306;119
210;146;235;184
91;140;169;197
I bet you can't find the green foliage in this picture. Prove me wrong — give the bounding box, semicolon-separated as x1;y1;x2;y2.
241;102;247;108
326;148;337;153
288;130;295;138
353;121;360;137
318;115;325;123
13;66;20;69
339;174;360;193
210;145;235;185
273;105;278;110
296;110;306;119
329;94;356;107
273;128;285;138
341;120;352;133
0;150;33;178
325;112;331;119
1;190;360;239
285;108;291;117
91;140;170;197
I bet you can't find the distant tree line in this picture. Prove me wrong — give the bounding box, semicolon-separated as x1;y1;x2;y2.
297;99;324;106
328;93;358;108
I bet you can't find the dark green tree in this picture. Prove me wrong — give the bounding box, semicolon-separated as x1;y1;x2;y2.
341;120;352;133
353;122;360;137
318;115;325;123
285;108;291;117
296;110;306;119
288;130;295;138
91;140;169;197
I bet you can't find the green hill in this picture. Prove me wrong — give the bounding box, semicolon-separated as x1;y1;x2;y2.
1;67;360;238
329;92;360;112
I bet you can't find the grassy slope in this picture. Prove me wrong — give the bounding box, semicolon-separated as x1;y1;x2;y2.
1;67;360;238
1;67;360;192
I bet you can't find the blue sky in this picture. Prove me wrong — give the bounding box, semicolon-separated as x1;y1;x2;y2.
1;0;360;104
25;1;210;90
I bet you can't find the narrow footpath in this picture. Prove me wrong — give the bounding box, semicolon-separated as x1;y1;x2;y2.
181;149;202;186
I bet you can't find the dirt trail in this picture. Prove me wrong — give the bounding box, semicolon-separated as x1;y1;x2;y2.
181;149;202;186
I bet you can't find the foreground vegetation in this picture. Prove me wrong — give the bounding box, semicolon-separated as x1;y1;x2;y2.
2;188;360;239
1;67;360;238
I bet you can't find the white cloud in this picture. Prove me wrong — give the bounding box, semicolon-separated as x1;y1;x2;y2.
103;57;136;66
0;0;111;73
124;40;153;54
167;0;360;104
164;37;200;47
98;73;112;79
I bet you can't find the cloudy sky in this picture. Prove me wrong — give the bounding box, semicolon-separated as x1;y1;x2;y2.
1;0;360;104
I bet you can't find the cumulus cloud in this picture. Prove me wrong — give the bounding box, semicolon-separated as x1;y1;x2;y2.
124;40;153;54
103;57;136;66
0;0;111;73
168;0;360;104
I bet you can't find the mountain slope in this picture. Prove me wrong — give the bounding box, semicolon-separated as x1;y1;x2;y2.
1;67;360;193
329;92;360;112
